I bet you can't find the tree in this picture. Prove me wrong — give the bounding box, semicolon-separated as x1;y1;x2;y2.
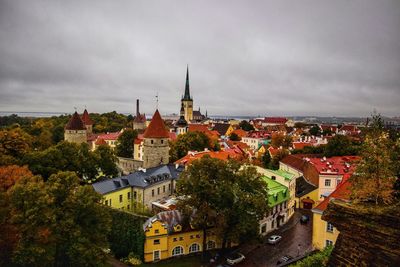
271;133;292;149
95;145;119;177
309;125;321;136
261;150;271;168
0;128;32;159
324;135;359;157
239;120;254;131
116;129;137;158
8;172;111;266
270;149;289;170
229;132;241;141
169;131;212;162
350;114;398;205
176;156;269;260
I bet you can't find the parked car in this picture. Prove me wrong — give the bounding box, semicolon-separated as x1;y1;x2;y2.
267;235;282;244
300;215;310;224
226;252;245;265
277;255;293;265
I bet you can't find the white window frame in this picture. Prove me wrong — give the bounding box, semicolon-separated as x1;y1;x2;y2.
326;222;334;232
153;250;160;261
206;240;216;250
325;239;333;247
325;179;331;187
189;243;200;253
172;246;184;256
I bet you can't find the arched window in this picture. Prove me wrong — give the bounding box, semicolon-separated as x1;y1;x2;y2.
206;240;216;250
172;246;184;256
189;243;200;253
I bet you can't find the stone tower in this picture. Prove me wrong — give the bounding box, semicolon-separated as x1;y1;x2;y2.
64;111;87;144
142;109;170;169
133;99;146;131
174;102;188;135
181;66;193;122
81;109;94;135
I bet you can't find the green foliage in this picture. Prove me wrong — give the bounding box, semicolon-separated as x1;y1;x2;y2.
91;111;130;133
116;129;138;158
309;125;321;136
324;135;360;157
6;172;111;267
0;114;31;128
261;150;271;168
176;156;269;256
269;149;289;170
0;127;32;160
229;132;241;141
169;131;212;162
22;141;118;181
95;145;119;178
107;208;146;259
239;120;254;131
271;133;292;149
292;145;325;155
289;246;333;267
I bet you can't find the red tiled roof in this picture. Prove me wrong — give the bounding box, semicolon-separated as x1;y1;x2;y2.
339;125;358;132
143;110;169;138
65;112;86;130
97;131;121;141
232;129;247;138
188;124;209;133
169;132;177;141
264;117;288;124
226;140;250;150
175;149;245;165
81;109;94;125
268;146;280;157
134;138;143;145
95;138;107;146
308;156;360;176
133;114;146;123
320;124;337;132
313;179;352;212
280;154;308;172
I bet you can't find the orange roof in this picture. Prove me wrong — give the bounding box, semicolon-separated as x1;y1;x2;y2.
97;131;121;141
226;140;250;150
81;109;94;125
293;142;312;150
313;179;351;212
188;124;209;133
268;146;280;157
134;137;143;144
308;156;359;176
143;110;169;138
232;129;247;138
95;138;107;146
65;111;86;130
175;149;244;165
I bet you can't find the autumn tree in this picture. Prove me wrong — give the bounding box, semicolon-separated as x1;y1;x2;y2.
176;156;269;260
169;131;212;162
239;120;254;131
115;129;137;158
229;132;241;141
350;114;398;205
309;125;321;136
271;133;292;149
0;128;32;164
8;172;111;266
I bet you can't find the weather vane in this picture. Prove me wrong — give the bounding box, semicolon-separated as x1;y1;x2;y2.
156;92;159;109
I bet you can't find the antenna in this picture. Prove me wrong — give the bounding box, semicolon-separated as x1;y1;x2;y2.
156;92;159;109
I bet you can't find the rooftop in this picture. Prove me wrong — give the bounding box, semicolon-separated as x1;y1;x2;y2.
143;109;170;138
261;176;289;207
65;111;86;130
267;169;295;181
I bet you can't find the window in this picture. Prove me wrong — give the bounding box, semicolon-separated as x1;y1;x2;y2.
326;222;334;232
163;185;165;193
153;239;160;245
189;243;200;253
196;234;200;238
157;187;160;195
154;250;160;261
168;184;171;191
127;192;131;199
127;205;130;210
134;191;137;199
179;237;183;241
190;235;194;239
325;179;331;187
151;140;154;144
161;140;164;144
155;229;159;234
206;240;216;250
105;200;108;206
172;246;183;256
119;195;123;203
173;238;177;242
152;189;155;197
326;240;333;247
261;224;267;233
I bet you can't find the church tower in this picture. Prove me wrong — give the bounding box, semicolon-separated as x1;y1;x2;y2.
181;66;193;122
81;109;94;135
174;102;188;135
142;109;170;169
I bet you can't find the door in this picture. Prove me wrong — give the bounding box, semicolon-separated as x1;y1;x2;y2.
154;250;160;261
303;202;312;209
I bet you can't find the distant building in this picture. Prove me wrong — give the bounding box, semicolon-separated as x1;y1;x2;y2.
171;103;188;135
64;111;87;144
81;109;94;135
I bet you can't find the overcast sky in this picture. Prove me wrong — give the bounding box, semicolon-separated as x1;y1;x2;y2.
0;0;399;117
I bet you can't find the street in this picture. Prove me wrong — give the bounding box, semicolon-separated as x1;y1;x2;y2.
236;210;313;267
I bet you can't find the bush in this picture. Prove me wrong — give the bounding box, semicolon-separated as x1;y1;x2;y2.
290;246;333;267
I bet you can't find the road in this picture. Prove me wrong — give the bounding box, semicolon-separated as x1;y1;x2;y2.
236;209;313;267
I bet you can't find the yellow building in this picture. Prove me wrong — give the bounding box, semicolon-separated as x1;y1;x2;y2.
295;176;319;209
143;210;220;262
311;179;350;250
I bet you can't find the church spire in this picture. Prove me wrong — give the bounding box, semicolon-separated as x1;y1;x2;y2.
183;65;191;100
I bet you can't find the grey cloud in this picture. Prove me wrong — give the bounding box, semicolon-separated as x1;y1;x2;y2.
0;0;399;117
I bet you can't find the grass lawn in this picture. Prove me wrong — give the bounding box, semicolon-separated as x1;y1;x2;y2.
139;255;203;267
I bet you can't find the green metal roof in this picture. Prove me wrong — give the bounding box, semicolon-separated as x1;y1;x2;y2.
267;169;295;181
261;176;289;207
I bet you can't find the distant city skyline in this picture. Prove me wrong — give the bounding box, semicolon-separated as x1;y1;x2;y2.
0;0;399;117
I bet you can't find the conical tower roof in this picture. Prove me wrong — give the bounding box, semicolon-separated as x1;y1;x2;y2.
66;111;86;130
182;66;191;101
143;109;169;138
81;109;94;125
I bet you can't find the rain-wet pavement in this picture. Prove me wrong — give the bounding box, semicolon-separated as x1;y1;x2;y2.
236;209;313;267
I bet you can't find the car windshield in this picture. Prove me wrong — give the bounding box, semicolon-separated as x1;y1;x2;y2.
227;253;241;259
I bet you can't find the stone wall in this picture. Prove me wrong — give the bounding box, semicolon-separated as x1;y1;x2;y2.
322;200;400;267
142;138;169;169
64;129;87;144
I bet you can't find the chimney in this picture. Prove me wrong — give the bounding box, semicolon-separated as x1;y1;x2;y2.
136;99;140;116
